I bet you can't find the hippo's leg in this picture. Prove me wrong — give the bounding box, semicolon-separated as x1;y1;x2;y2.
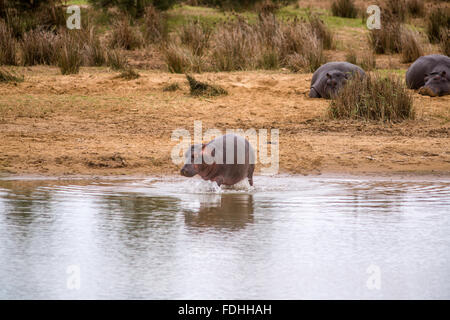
309;87;320;98
214;177;223;187
247;164;255;186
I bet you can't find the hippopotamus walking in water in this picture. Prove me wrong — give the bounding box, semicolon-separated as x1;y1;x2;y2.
309;62;365;99
406;54;450;97
180;134;255;187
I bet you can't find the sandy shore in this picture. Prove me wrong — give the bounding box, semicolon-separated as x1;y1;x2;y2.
0;67;449;177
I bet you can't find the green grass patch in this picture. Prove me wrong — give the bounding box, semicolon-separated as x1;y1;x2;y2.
65;0;89;5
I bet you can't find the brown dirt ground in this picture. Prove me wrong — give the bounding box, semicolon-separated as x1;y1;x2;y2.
0;66;449;177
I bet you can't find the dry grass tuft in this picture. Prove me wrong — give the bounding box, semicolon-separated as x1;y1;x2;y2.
106;49;128;70
329;73;414;122
406;0;425;18
143;5;168;44
440;29;450;56
368;19;401;54
382;0;407;22
21;28;57;66
0;67;24;83
164;14;327;73
165;42;205;73
345;51;376;71
186;74;227;97
0;19;18;65
331;0;358;18
255;0;281;15
306;13;334;50
178;20;212;56
82;27;106;67
108;17;143;50
163;82;181;92
56;32;83;75
425;5;450;44
114;68;140;80
400;27;423;63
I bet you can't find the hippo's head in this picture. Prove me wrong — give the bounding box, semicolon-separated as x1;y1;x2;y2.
324;71;350;98
419;71;450;97
180;144;205;177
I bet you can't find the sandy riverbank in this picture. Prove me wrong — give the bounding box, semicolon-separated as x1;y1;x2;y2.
0;67;449;177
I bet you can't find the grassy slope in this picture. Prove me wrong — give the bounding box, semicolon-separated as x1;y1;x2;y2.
166;4;366;30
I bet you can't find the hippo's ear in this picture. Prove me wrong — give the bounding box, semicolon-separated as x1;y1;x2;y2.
201;144;213;156
326;73;331;79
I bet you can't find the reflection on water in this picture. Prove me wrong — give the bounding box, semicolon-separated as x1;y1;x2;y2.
0;176;449;299
183;194;254;230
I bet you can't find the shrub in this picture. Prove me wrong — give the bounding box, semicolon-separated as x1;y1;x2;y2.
307;13;334;50
359;52;376;71
255;0;280;15
329;73;414;122
186;74;227;97
345;50;376;71
0;67;24;82
345;50;357;65
284;33;325;72
143;5;168;44
406;0;425;18
178;20;213;56
164;41;205;73
21;28;57;66
258;48;280;69
331;0;358;18
280;18;326;72
56;33;83;75
211;17;258;71
376;0;407;23
88;0;177;17
440;29;450;56
163;82;180;91
400;27;423;63
82;27;106;66
106;49;128;70
1;0;65;38
163;14;327;73
212;15;326;72
368;17;401;54
115;67;140;80
108;17;143;50
425;6;450;44
0;19;17;65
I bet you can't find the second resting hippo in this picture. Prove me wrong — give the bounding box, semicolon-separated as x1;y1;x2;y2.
180;134;255;187
309;62;366;99
406;54;450;97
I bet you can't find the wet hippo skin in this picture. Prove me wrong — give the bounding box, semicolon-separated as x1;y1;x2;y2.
180;134;256;187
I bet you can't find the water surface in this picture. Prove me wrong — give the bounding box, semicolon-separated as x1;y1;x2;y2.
0;175;449;299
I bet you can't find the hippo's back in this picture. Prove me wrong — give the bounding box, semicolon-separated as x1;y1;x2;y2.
209;134;255;165
406;54;450;89
311;62;365;85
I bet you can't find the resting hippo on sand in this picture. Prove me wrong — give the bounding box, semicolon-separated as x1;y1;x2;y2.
309;62;365;99
180;134;255;187
406;54;450;97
